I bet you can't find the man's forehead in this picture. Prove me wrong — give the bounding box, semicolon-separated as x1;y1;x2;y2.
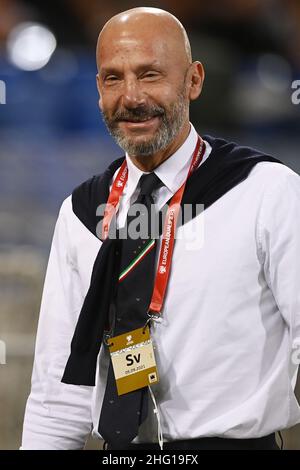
99;34;169;65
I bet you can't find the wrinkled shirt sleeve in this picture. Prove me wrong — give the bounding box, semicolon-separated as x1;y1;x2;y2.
21;197;93;450
259;167;300;388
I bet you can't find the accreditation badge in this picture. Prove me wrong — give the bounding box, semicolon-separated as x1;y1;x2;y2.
107;325;159;395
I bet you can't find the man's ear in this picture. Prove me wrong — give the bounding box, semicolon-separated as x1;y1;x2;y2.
96;74;103;111
188;62;205;101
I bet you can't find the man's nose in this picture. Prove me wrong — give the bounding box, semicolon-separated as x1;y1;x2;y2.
122;78;146;109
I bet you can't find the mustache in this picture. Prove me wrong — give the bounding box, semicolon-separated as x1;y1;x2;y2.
112;105;165;122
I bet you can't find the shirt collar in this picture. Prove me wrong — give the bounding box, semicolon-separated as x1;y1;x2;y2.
125;123;199;195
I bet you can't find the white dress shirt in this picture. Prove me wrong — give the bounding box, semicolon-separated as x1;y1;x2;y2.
21;124;300;449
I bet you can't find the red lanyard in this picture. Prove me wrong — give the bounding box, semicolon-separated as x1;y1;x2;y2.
101;161;128;240
101;136;206;316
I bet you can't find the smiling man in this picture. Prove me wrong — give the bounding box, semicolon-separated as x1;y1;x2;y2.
22;7;300;450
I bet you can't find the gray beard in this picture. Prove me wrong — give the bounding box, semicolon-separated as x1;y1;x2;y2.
102;93;188;157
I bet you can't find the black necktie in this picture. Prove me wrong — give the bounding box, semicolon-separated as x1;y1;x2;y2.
98;172;163;449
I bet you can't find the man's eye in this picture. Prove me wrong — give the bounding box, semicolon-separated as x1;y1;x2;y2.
141;72;159;79
105;76;119;82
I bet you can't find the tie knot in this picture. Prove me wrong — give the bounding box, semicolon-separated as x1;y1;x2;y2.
139;172;163;197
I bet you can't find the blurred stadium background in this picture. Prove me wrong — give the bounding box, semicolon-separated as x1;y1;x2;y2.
0;0;300;450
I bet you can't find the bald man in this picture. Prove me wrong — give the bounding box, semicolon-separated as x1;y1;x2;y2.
95;7;202;173
22;8;300;450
